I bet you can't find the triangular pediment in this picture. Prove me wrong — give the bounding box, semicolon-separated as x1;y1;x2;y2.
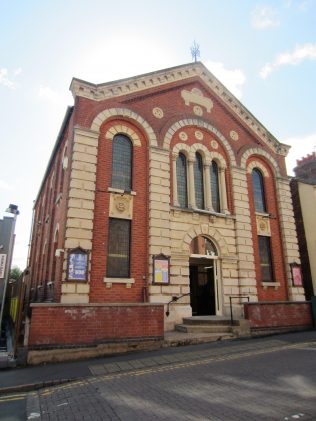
70;62;289;156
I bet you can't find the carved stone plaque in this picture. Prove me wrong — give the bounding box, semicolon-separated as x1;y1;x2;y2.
256;215;271;236
109;193;133;220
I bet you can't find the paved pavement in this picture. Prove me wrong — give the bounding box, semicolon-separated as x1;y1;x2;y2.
0;330;315;420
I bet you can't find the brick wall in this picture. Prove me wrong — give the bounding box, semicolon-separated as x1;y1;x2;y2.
28;303;164;346
247;157;288;301
244;302;313;329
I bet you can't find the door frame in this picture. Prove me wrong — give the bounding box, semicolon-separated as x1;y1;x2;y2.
189;254;222;316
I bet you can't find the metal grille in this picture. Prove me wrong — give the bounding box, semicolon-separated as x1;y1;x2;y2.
194;153;204;209
252;169;266;213
111;135;132;190
258;236;273;281
211;161;220;212
176;153;188;208
107;219;131;278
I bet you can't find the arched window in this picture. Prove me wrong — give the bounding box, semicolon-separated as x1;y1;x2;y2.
252;168;266;213
211;161;220;213
194;152;204;209
176;153;188;208
111;134;132;190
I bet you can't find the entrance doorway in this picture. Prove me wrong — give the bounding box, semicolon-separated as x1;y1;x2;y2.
190;263;215;315
189;235;220;316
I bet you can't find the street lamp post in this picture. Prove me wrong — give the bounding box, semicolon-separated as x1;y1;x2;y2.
0;204;19;335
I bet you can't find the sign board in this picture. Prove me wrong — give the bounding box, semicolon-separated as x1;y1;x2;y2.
0;254;7;279
153;254;170;285
291;263;303;287
67;248;88;281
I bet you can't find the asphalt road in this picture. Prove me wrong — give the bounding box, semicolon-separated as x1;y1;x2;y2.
1;331;316;420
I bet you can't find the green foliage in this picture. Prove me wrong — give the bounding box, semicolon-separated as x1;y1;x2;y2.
10;266;22;281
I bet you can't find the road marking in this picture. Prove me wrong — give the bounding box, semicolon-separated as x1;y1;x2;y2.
35;340;315;399
0;394;27;403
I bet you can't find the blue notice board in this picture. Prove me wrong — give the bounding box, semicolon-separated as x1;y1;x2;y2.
67;248;88;281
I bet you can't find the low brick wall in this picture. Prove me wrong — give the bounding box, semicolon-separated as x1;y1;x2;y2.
244;301;313;329
28;303;164;347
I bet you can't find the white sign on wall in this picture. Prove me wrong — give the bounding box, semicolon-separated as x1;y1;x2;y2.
0;254;7;279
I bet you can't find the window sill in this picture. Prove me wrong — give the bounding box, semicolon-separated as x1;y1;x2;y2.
171;206;234;219
103;277;135;288
55;192;62;205
261;282;280;290
108;187;136;196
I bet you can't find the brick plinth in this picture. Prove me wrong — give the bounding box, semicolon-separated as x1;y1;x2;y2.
29;303;164;346
244;301;313;329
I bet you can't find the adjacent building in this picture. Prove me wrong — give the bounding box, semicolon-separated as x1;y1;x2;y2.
290;152;316;300
26;62;306;348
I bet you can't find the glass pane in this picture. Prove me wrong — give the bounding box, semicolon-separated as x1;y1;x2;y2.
211;161;220;212
176;153;188;208
190;236;217;255
252;169;266;213
258;236;273;281
112;135;132;190
107;219;131;278
194;153;204;209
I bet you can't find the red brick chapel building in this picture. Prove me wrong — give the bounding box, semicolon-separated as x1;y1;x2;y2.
25;62;309;356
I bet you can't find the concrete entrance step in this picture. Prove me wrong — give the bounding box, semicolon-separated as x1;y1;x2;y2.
164;331;235;347
176;324;233;334
182;316;236;326
176;316;251;338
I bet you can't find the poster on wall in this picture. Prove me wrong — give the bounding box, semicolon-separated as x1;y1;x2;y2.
67;248;88;281
291;263;303;287
0;254;7;279
153;254;170;285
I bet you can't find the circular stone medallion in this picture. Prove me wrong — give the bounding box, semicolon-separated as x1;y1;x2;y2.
179;131;188;141
230;130;239;141
195;130;204;140
211;140;218;149
193;105;203;116
152;107;164;119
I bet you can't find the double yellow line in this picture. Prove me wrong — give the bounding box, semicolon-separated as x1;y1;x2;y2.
0;341;314;404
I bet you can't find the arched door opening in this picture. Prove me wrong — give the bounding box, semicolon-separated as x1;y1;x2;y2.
189;236;221;316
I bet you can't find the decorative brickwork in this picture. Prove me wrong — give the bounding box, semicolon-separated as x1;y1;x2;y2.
27;62;304;344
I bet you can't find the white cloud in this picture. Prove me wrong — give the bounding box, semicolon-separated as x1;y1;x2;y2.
260;43;316;79
205;61;246;99
285;132;316;175
38;85;62;104
14;68;22;76
0;67;17;89
0;180;12;191
251;6;279;29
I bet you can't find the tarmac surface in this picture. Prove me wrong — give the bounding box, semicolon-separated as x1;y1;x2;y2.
0;329;315;395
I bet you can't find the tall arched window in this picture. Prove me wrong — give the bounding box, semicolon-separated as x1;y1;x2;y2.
176;153;188;208
211;161;220;213
111;134;132;190
194;152;204;209
252;168;266;213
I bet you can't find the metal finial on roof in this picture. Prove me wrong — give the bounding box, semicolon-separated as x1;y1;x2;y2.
190;41;200;62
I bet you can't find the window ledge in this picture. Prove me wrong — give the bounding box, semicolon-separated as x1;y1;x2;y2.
261;282;280;290
171;206;234;219
255;212;271;218
55;192;62;205
103;277;135;288
108;187;136;196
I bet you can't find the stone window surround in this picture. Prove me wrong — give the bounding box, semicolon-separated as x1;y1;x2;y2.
172;145;229;215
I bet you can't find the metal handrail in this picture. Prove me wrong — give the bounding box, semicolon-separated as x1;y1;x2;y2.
229;294;250;325
165;293;191;317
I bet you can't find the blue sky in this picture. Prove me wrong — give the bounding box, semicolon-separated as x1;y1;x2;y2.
0;0;315;268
